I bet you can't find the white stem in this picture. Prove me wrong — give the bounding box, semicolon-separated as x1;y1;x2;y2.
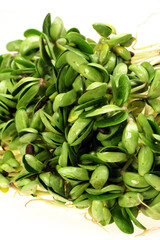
131;45;160;65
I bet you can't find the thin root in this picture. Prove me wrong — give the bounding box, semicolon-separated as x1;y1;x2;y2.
14;189;22;197
24;197;56;207
24;196;73;209
138;194;160;216
135;227;160;237
64;202;75;208
132;11;160;49
82;212;109;233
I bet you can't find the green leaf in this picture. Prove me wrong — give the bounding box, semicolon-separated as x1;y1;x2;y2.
125;207;146;230
17;84;39;109
117;74;131;106
42;13;51;37
22;154;44;173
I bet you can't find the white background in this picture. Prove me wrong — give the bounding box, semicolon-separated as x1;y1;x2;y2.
0;1;160;239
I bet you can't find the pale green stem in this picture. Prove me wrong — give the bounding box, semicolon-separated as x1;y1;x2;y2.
121;157;134;175
55;42;67;51
131;83;147;93
130;93;149;99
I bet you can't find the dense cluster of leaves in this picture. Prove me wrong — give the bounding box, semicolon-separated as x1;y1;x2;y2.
0;13;160;234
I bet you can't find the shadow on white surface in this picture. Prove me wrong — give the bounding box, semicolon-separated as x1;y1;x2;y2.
1;189;160;240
